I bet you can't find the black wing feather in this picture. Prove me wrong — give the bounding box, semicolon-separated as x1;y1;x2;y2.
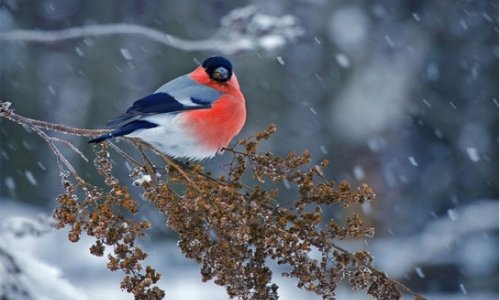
106;92;209;128
89;120;159;143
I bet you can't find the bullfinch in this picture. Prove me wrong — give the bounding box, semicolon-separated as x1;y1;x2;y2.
89;56;246;160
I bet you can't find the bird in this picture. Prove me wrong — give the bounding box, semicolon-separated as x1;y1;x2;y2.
89;56;246;160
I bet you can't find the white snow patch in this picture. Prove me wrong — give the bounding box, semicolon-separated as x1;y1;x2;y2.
466;147;480;162
24;170;38;186
447;208;457;221
482;13;493;22
335;53;350;68
353;165;365;180
459;19;468;30
422;98;431;108
459;283;467;294
133;173;152;186
320;145;328;155
384;35;394;47
48;85;56;95
5;176;16;192
120;48;133;60
415;267;425;278
408;156;418;167
37;161;46;171
259;35;285;51
75;46;84;57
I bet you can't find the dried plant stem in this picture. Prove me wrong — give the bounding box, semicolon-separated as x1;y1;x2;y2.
1;100;429;300
51;136;89;162
330;243;428;300
131;139;202;191
30;126;80;180
108;142;143;167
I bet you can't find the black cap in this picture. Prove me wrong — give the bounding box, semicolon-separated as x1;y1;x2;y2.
202;56;233;82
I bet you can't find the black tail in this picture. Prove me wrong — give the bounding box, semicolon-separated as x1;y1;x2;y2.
88;133;113;144
88;120;158;144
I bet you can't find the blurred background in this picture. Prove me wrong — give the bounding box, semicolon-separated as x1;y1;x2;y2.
0;1;498;299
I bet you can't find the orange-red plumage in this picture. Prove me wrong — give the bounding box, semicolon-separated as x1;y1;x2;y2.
184;67;246;151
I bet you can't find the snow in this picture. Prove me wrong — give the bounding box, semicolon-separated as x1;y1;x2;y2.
37;161;46;171
119;48;133;60
447;208;457;221
5;176;16;192
0;200;377;299
408;156;418;167
465;147;480;162
353;165;365;180
328;6;368;52
319;145;328;155
47;85;56;95
384;35;394;47
133;173;152;186
334;53;350;68
459;283;467;295
459;19;468;31
75;46;84;57
276;56;285;65
2;2;497;297
259;35;286;51
415;267;425;278
24;170;38;186
482;12;493;23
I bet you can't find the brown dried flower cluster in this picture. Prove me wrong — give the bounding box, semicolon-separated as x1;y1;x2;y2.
1;101;427;300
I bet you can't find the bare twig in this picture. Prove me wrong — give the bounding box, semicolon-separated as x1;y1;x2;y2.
1;101;107;137
107;141;143;167
0;24;215;51
30;126;80;180
0;6;302;55
51;136;89;162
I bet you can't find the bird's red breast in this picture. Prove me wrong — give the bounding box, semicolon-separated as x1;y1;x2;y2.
183;67;246;151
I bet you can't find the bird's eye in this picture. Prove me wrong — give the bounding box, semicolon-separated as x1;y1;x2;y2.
211;67;229;82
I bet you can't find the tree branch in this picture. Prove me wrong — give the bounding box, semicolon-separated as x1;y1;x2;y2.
0;6;303;54
0;24;214;50
1;101;107;137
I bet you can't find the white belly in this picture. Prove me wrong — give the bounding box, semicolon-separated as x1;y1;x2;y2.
127;114;218;160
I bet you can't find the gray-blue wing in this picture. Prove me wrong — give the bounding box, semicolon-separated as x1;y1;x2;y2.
106;75;222;128
155;75;222;106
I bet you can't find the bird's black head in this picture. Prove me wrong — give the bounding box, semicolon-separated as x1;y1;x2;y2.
202;56;233;82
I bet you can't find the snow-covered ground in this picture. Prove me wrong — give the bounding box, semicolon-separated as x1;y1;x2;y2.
1;199;497;300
